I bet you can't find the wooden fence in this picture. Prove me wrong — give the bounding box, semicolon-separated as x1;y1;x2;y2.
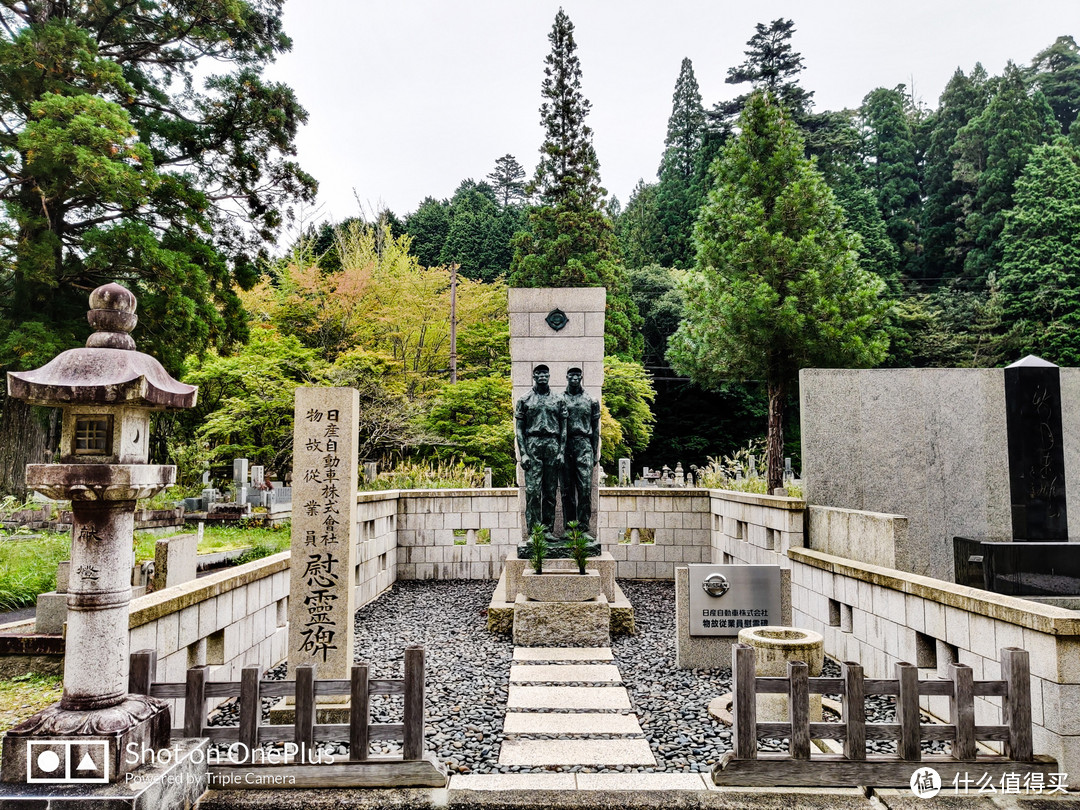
714;643;1059;787
129;646;446;788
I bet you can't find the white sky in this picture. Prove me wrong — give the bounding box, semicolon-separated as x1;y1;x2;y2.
265;0;1076;234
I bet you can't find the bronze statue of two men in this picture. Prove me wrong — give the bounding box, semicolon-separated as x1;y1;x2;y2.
515;365;601;556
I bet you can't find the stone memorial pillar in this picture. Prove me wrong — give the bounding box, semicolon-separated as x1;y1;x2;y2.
618;458;631;486
278;387;359;721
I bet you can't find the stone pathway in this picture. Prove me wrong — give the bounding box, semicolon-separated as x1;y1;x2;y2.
500;646;657;768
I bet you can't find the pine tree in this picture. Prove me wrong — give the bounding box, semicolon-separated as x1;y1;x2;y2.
921;66;990;283
954;63;1059;282
1032;36;1080;135
669;91;889;491
511;9;642;359
997;141;1080;364
404;197;451;268
530;9;604;211
616;181;664;270
487;154;528;206
655;58;706;268
861;86;924;277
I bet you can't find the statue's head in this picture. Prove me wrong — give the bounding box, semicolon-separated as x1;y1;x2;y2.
566;367;583;391
532;365;550;388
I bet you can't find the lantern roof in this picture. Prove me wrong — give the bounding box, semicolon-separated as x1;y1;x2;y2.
6;283;197;409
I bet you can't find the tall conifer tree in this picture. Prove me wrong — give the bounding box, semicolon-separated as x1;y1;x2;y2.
511;9;641;358
656;58;706;268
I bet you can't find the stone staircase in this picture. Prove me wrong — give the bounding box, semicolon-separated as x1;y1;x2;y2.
499;647;656;768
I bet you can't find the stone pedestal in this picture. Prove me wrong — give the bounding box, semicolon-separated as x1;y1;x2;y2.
738;626;825;722
521;570;601;602
512;593;610;647
505;552;616;603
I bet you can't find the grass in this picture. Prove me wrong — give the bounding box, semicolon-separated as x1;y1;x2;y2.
1;523;292;612
360;459;484;491
0;533;70;613
0;672;63;744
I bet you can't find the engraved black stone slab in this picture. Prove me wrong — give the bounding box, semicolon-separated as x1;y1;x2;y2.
956;537;1080;596
1004;356;1069;541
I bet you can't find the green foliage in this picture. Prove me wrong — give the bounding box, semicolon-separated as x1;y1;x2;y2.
0;2;315;373
600;356;656;464
564;520;590;573
615;181;664;271
997;140;1080;364
487;154;528;206
529;523;548;574
860;86;924;275
183;325;323;475
403;198;450;269
953;63;1059;282
0;531;69;611
625;264;685;368
361;460;485;491
511;9;642;361
422;377;516;485
1032;36;1080;134
671;91;889;490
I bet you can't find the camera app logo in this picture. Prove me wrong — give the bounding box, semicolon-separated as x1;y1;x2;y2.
26;740;109;784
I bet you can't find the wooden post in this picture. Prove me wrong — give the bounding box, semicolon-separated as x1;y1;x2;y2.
788;660;810;759
948;662;976;761
733;644;757;760
239;665;262;755
128;649;157;695
449;263;458;384
184;666;207;738
403;646;424;761
1001;647;1033;761
295;663;316;755
842;661;865;760
896;662;921;761
350;664;370;762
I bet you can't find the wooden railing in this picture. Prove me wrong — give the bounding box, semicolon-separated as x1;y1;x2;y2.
129;646;445;787
715;643;1059;787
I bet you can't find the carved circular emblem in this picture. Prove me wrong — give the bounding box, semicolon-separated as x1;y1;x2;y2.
545;308;569;331
702;572;730;598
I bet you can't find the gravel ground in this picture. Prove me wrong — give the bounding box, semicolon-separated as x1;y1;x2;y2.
205;577;951;772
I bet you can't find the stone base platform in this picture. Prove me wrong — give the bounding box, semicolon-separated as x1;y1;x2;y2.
512;593;610;647
487;570;634;636
0;738;208;810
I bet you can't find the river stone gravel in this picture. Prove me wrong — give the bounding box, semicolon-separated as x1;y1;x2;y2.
204;577;953;771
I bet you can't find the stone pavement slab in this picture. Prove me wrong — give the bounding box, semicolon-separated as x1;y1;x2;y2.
498;738;657;767
502;711;643;735
507;685;632;710
449;773;577;791
509;663;622;683
512;646;614;661
575;773;711;790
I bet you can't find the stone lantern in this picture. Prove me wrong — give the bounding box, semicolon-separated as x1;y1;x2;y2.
1;283;197;784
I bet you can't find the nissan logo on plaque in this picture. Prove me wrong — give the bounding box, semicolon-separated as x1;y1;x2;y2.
688;564;781;637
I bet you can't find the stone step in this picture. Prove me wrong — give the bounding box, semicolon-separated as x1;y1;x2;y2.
509;664;622;683
503;711;642;735
513;647;614;662
498;738;657;767
507;685;632;710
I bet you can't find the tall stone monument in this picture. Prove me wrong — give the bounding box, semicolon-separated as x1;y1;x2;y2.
277;386;360;720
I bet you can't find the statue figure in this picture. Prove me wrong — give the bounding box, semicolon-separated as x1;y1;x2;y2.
515;365;566;536
561;367;600;536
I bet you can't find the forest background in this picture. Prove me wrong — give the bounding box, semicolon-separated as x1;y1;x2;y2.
0;3;1077;496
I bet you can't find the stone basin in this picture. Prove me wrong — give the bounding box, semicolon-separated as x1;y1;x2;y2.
521;569;601;602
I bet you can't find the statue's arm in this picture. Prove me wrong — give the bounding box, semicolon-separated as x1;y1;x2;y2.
590;398;601;462
556;398;567;467
515;399;531;469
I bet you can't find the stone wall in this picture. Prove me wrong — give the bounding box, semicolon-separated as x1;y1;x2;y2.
806;505;908;569
799;367;1080;581
709;490;805;567
355;492;399;608
597;489;712;579
127;552;290;714
395;489;523;580
789;546;1080;774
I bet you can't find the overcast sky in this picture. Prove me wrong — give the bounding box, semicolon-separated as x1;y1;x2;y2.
265;1;1075;237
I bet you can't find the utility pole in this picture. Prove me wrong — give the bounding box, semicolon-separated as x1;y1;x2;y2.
449;263;459;384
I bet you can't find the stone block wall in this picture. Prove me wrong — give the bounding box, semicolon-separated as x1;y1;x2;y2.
127;552;290;716
355;492;398;608
710;490;806;567
597;489;712;578
788;546;1080;774
806;505;907;569
395;489;523;580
